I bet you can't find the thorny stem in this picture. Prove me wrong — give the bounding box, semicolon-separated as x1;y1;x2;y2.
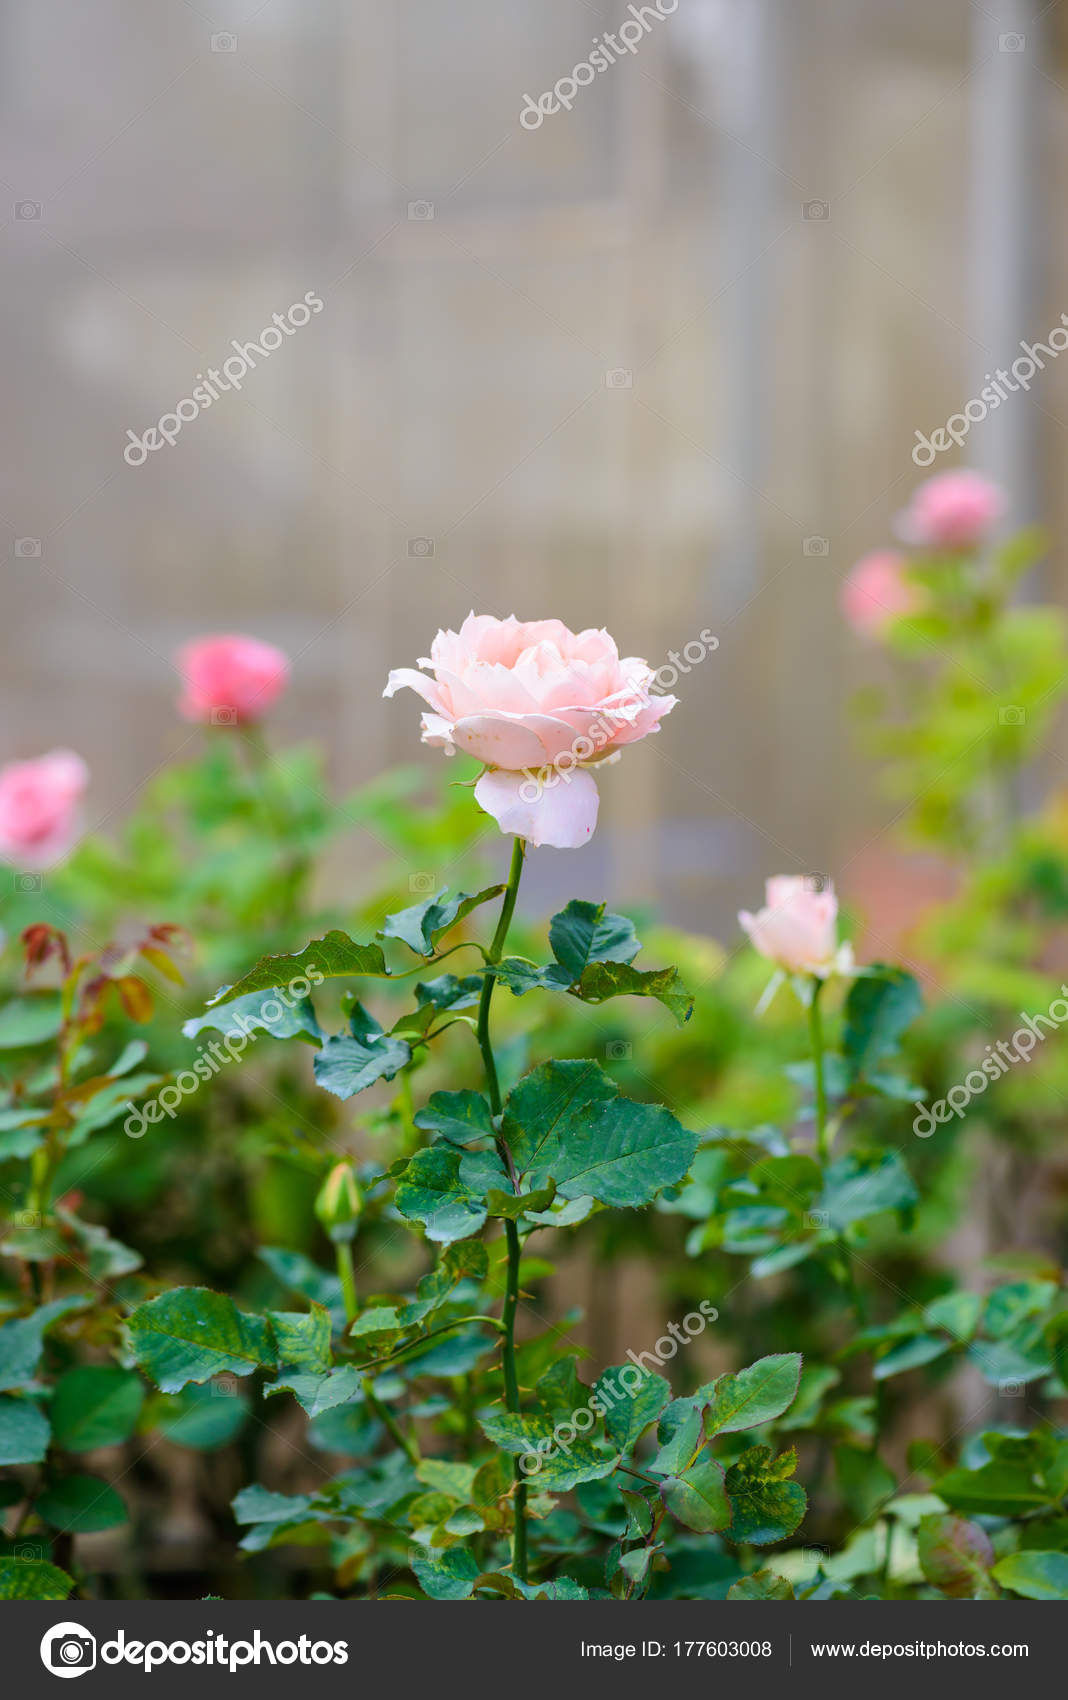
474;836;529;1583
808;977;831;1165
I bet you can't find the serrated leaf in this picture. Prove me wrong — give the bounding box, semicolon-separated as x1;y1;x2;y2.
394;1146;488;1244
183;986;322;1044
725;1447;806;1545
701;1354;802;1436
51;1366;144;1451
128;1288;275;1392
570;961;693;1025
0;1296;88;1393
595;1365;672;1453
412;1546;480;1600
313;1009;410;1101
265;1367;364;1418
502;1059;697;1208
728;1569;795;1600
413;1089;494;1146
380;885;504;955
479;1411;618;1492
549;901;641;977
651;1399;704;1476
207;932;390;1007
660;1459;730;1533
268;1304;332;1373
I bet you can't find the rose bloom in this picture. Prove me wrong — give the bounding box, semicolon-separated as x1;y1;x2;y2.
384;613;677;848
739;876;853;979
898;471;1004;552
840;551;920;638
0;751;88;870
177;634;290;725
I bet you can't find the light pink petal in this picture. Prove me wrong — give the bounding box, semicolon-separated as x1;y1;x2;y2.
474;766;600;849
450;713;556;768
382;667;447;716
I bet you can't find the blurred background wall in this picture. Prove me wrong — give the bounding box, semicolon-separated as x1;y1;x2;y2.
3;0;1066;937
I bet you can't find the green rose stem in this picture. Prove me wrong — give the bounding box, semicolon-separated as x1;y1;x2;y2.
333;1238;420;1467
475;834;529;1583
807;977;831;1165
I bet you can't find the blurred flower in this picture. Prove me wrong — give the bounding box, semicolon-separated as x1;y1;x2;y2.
898;470;1004;552
739;876;853;979
315;1162;363;1243
177;634;290;725
383;613;676;849
0;751;88;870
840;551;922;638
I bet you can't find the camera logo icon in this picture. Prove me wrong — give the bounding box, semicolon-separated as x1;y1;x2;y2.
407;200;435;220
802;200;829;220
605;368;633;389
803;535;829;557
211;31;237;51
210;705;238;726
998;705;1026;726
40;1622;97;1678
407;537;435;558
605;1039;632;1060
13;872;43;894
15;200;42;220
999;32;1025;52
15;538;42;557
409;871;436;895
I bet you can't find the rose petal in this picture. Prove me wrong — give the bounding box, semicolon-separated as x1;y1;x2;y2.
474;766;600;849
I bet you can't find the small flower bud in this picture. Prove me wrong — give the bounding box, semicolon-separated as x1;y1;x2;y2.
315;1162;362;1242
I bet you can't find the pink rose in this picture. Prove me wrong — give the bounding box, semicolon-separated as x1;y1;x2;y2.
739;876;853;979
383;613;677;849
0;751;88;870
840;551;920;638
177;634;290;725
898;471;1004;552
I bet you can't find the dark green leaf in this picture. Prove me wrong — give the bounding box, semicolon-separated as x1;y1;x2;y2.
380;885;504;955
0;1296;88;1393
51;1367;143;1451
701;1354;802;1436
595;1365;672;1452
936;1460;1050;1516
725;1447;806;1545
0;1558;74;1600
313;1010;411;1101
413;1089;494;1146
36;1474;127;1533
818;1152;917;1231
157;1382;249;1449
394;1146;488;1244
0;1396;49;1464
183;986;322;1044
128;1288;275;1392
835;1444;895;1522
728;1569;795;1599
842;967;922;1082
660;1460;730;1533
992;1550;1068;1600
549;900;640;977
207;932;390;1006
873;1335;951;1380
570;961;694;1025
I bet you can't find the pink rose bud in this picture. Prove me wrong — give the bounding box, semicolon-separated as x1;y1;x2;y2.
177;634;290;725
898;471;1005;552
840;551;921;638
0;750;88;870
383;614;678;850
739;875;853;979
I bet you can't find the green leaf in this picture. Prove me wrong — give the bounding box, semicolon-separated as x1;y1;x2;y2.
157;1382;248;1449
595;1365;672;1453
0;994;62;1049
207;932;390;1006
257;1248;343;1316
128;1288;275;1392
412;1546;481;1600
394;1146;488;1244
232;1484;315;1525
182;986;322;1044
660;1460;731;1533
267;1305;331;1374
51;1367;144;1451
842;966;923;1082
936;1460;1050;1516
57;1209;142;1278
313;1004;411;1100
414;972;483;1011
992;1550;1068;1600
651;1400;705;1476
835;1444;895;1522
873;1335;951;1380
701;1353;802;1436
502;1059;698;1208
725;1446;806;1545
549;900;640;977
478;1412;618;1492
818;1152;917;1231
0;1395;50;1464
265;1367;364;1418
728;1569;795;1600
570;961;694;1025
36;1474;127;1532
917;1514;997;1599
0;1558;74;1600
923;1292;982;1341
380;885;504;955
0;1296;88;1393
413;1089;494;1146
